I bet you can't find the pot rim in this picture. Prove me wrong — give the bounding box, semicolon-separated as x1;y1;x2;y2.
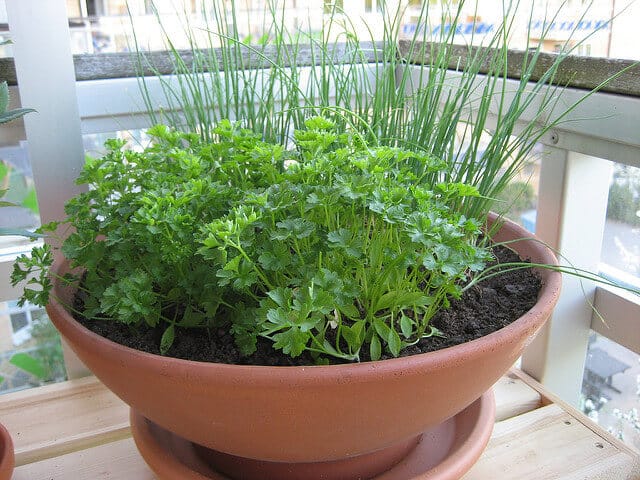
0;422;14;480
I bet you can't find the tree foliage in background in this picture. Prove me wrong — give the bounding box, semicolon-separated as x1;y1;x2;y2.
607;165;640;227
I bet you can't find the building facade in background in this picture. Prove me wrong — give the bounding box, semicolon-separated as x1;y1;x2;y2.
0;1;637;59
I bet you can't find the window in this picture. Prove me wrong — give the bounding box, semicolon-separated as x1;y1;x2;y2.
0;300;67;393
576;44;592;56
600;164;640;286
324;0;343;14
3;301;46;346
9;311;28;333
581;333;640;450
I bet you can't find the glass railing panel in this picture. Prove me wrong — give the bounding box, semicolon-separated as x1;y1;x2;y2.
582;331;640;452
600;164;640;291
0;299;67;394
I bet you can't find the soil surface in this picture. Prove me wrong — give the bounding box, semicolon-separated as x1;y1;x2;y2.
75;245;541;366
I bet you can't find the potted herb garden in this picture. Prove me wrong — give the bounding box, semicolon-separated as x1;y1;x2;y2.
9;1;628;479
13;115;561;480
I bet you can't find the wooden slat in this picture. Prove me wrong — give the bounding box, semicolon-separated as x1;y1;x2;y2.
0;371;539;463
5;370;637;479
510;368;640;458
2;39;639;97
591;286;640;356
13;408;640;480
10;381;636;480
463;404;640;479
0;376;129;466
12;437;154;480
493;372;541;422
397;40;640;98
0;371;538;472
0;42;381;85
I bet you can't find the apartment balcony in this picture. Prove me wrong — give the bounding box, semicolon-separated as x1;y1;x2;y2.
0;1;639;478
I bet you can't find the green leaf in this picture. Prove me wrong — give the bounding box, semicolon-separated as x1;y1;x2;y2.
424;325;445;338
0;81;8;113
327;228;362;258
215;268;235;286
327;228;351;246
321;339;342;358
233;329;258;356
435;182;479;198
373;318;392;341
339;303;360;319
400;314;413;339
160;324;175;355
374;291;431;312
307;288;334;316
230;304;259;356
341;320;365;351
387;329;402;357
422;254;437;270
21;187;39;214
0;227;44;238
233;258;258;289
100;270;158;325
258;245;291;271
304;116;335;131
351;320;365;342
178;307;205;327
0;162;9;183
396;292;432;308
0;107;36;124
272;327;309;357
341;324;358;346
274;218;314;240
266;287;292;308
374;291;398;312
370;334;382;361
166;288;182;301
10;352;47;379
266;307;291;326
223;254;241;272
295;311;322;332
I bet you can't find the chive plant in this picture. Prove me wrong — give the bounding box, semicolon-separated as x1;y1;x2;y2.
133;0;626;219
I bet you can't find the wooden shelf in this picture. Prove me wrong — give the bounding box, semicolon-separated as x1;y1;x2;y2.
1;369;638;479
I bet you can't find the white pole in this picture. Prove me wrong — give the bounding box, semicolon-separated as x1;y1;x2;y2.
521;147;613;405
5;0;86;226
6;0;89;379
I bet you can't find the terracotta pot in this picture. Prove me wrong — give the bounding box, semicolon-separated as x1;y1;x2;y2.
46;215;561;479
0;423;14;480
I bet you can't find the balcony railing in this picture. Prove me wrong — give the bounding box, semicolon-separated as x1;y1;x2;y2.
1;1;639;411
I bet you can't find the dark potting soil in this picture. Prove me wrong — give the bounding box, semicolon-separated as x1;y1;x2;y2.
74;245;541;366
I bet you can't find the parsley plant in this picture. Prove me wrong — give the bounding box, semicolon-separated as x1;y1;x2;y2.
13;117;491;362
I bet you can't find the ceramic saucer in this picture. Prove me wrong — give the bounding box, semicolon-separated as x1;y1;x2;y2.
131;390;494;480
